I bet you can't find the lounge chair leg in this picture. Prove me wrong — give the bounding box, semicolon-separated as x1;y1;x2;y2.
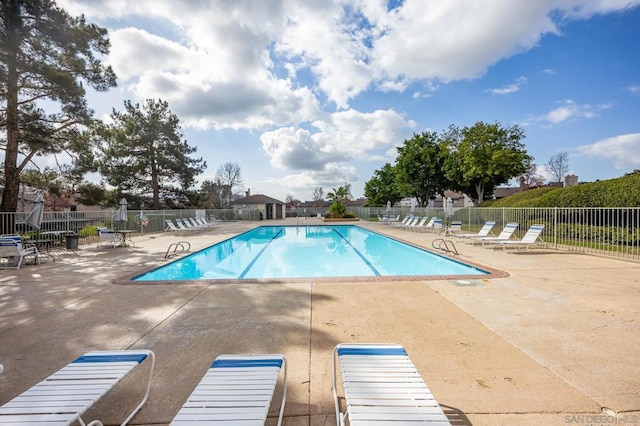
120;350;155;426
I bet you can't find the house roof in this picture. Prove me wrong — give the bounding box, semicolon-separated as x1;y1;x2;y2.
492;187;523;199
347;198;368;207
442;190;466;200
232;194;284;205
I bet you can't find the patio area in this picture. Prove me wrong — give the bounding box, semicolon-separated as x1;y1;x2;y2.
0;218;639;425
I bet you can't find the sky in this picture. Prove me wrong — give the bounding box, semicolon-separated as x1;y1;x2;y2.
50;0;640;202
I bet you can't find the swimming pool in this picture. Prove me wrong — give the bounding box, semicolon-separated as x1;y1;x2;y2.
133;225;489;282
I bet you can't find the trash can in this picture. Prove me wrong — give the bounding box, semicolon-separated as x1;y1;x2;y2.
65;234;79;250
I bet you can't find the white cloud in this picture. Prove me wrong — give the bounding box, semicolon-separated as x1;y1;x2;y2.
485;76;528;95
542;68;556;75
369;2;557;84
535;164;555;182
279;165;360;196
59;0;639;120
260;108;415;172
260;126;344;171
558;0;640;18
274;2;374;109
412;91;431;99
527;99;614;125
578;133;640;169
627;85;640;94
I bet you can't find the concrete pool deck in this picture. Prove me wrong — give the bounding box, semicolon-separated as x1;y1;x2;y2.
0;219;638;425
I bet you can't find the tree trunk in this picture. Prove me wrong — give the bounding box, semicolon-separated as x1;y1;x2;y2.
1;3;21;216
151;157;160;209
475;182;484;205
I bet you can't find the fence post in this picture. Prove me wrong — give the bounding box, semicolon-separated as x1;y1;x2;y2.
554;207;558;250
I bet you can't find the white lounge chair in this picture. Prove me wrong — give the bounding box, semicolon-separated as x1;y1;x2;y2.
333;343;450;425
415;216;438;232
175;218;200;232
490;224;546;251
399;216;421;230
0;349;155;426
448;220;463;234
387;214;400;224
406;216;429;231
431;218;444;233
186;218;206;229
165;219;180;232
171;354;287;425
97;228;122;249
467;222;518;245
195;217;216;228
390;215;413;228
454;221;496;239
0;237;39;269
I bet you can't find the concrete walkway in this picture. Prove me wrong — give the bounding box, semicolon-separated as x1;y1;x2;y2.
0;219;638;425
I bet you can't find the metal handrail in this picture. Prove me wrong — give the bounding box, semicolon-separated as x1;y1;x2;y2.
432;238;459;255
164;241;191;258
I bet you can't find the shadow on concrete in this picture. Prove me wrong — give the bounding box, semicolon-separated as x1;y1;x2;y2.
442;404;473;425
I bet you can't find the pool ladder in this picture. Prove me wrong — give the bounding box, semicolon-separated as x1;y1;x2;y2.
165;241;191;258
432;238;459;256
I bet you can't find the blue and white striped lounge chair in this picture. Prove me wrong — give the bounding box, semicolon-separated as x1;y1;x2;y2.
333;343;450;425
454;221;495;239
0;349;155;426
447;220;463;235
431;218;444;233
467;222;518;245
171;354;287;425
0;237;39;269
490;224;546;251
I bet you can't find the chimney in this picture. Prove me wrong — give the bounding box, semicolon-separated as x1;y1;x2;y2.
245;188;250;197
564;175;578;187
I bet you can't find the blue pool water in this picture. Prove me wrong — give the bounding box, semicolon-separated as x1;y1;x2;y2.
134;225;487;281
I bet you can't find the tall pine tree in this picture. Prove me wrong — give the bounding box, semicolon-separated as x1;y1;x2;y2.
96;99;206;209
1;0;116;219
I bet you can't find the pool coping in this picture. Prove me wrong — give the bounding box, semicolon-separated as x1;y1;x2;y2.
112;224;509;285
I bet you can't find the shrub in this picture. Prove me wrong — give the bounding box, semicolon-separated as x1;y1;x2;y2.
79;224;101;238
483;173;640;208
328;200;347;217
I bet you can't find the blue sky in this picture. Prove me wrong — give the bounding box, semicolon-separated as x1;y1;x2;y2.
53;0;640;202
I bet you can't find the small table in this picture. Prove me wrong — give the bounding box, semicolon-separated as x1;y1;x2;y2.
115;230;136;247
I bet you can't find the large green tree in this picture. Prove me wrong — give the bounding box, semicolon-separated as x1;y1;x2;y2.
1;0;116;214
95;99;206;209
395;131;449;206
442;122;531;203
364;162;402;206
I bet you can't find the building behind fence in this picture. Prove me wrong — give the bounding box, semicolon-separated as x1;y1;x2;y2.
1;206;638;262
